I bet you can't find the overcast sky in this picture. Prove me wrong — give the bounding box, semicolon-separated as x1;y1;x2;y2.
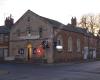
0;0;100;25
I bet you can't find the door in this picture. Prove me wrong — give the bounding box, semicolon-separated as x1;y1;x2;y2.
27;43;32;60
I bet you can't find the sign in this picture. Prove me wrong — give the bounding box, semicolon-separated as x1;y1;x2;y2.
56;45;63;50
36;47;44;57
19;35;40;40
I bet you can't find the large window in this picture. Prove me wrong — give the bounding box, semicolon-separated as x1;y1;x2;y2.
77;38;81;52
4;34;9;42
57;35;63;46
68;36;72;52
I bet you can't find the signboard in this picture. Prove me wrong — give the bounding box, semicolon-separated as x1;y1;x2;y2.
36;47;44;57
19;35;40;40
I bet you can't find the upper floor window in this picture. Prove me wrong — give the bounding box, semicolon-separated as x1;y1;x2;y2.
26;27;31;34
27;17;30;22
39;27;43;38
77;38;81;52
16;29;20;36
68;36;72;52
0;34;3;42
4;34;9;42
57;35;63;46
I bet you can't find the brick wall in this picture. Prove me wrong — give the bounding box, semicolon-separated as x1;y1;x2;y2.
53;29;85;63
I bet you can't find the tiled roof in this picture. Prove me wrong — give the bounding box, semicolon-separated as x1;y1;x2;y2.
0;26;10;34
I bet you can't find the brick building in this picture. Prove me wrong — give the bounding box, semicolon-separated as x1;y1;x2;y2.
0;10;99;63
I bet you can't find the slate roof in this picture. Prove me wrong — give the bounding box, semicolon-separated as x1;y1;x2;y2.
11;10;90;36
40;16;64;27
64;24;94;36
41;18;89;35
63;24;87;35
38;12;88;35
0;26;10;34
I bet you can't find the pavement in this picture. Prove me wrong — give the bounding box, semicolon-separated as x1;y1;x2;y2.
0;61;100;80
0;70;9;76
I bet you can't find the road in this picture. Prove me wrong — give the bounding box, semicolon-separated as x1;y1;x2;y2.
0;61;100;80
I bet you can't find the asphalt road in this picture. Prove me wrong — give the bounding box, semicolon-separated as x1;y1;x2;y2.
0;61;100;80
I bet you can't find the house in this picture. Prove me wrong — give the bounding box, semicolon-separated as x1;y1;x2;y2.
0;16;14;60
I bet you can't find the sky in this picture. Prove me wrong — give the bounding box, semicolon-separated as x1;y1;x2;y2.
0;0;100;25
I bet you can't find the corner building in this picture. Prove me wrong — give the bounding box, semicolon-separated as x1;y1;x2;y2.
0;10;98;63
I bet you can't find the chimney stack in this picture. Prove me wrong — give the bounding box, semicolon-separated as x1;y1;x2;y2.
5;14;14;29
71;17;77;27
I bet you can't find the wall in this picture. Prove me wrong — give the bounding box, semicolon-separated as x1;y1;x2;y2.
53;28;84;63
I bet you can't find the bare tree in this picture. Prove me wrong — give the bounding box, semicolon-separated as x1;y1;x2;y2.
79;14;100;35
79;15;87;28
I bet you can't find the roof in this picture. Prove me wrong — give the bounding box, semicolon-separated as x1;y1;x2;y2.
12;10;91;36
40;16;64;27
64;24;94;36
64;24;87;34
0;26;10;34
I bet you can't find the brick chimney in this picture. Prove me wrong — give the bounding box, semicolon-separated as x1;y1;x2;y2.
5;14;14;29
71;17;77;27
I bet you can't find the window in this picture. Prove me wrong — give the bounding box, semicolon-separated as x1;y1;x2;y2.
57;35;63;46
16;29;20;36
4;34;9;42
68;36;72;52
77;38;81;52
27;17;30;22
26;27;31;34
39;27;43;38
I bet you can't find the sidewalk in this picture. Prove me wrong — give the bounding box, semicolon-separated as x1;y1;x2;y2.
0;70;9;76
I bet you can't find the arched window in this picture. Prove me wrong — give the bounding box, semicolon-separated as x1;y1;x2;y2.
57;35;63;46
77;38;81;52
68;36;72;52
